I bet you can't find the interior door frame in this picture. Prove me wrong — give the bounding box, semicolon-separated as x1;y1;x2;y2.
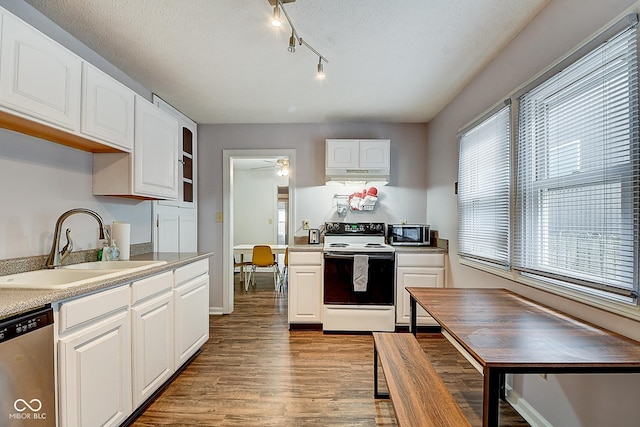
222;149;296;314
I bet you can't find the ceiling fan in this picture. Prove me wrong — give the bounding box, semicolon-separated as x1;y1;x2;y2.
251;158;290;176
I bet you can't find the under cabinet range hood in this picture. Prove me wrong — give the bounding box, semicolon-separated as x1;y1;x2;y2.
325;139;390;185
324;167;389;185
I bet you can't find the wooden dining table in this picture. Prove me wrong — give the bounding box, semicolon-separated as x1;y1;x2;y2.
233;244;288;282
407;287;640;427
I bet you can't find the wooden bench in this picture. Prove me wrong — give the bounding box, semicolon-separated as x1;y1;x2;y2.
373;332;470;427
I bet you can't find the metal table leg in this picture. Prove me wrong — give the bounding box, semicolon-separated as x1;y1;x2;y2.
410;295;417;337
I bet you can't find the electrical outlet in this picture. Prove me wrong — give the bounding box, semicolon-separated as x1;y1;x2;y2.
216;212;223;222
400;220;407;225
302;220;310;230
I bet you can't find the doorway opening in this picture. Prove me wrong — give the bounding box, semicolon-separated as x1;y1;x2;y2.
223;149;296;314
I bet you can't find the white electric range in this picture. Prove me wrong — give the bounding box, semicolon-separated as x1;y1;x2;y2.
322;222;396;332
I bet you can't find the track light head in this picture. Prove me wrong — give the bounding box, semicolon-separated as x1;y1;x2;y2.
316;58;325;79
272;5;281;27
288;32;296;53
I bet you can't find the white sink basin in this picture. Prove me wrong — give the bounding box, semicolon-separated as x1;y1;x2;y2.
62;260;167;271
0;269;119;289
0;260;167;289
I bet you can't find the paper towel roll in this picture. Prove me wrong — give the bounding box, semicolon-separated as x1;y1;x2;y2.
112;222;131;260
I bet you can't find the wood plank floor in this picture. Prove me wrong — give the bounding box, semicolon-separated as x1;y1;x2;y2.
131;273;529;426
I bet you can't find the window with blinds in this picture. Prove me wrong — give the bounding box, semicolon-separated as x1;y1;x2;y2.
458;104;511;266
514;23;640;299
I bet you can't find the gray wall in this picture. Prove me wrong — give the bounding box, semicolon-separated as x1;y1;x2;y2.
198;122;429;309
425;0;640;425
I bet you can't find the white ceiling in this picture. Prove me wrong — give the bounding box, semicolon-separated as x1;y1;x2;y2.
23;0;548;124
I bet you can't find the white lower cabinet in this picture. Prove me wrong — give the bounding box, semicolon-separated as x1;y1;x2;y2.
174;260;210;368
395;253;445;327
57;284;132;427
288;251;323;324
56;259;210;426
131;271;174;408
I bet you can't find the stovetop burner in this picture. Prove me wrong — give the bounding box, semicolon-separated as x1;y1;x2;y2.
365;243;385;248
329;243;349;248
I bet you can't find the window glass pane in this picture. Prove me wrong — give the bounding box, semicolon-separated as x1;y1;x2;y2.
514;24;639;299
458;104;511;266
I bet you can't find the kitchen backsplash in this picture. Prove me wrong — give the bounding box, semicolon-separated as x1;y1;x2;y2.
0;242;153;276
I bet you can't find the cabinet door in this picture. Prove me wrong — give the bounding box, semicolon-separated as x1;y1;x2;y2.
134;96;179;199
0;13;81;130
155;212;197;252
288;265;323;323
154;95;197;208
156;213;180;252
131;291;174;408
326;139;359;168
179;213;198;252
396;267;444;325
58;309;132;427
359;139;390;169
174;274;209;368
81;63;134;151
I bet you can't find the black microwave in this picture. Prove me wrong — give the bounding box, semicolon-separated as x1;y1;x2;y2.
387;224;431;246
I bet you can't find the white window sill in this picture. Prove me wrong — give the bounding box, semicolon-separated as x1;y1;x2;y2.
459;257;640;322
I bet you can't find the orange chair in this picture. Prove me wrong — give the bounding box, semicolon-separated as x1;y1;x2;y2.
279;247;289;291
233;255;252;285
248;245;281;291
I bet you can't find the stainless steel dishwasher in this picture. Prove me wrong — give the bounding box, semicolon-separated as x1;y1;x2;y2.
0;306;55;426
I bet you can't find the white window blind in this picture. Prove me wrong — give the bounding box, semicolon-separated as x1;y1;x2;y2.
514;24;639;299
458;104;511;266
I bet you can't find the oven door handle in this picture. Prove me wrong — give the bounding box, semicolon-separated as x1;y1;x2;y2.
323;252;395;261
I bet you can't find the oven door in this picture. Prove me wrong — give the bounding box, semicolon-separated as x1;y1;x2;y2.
323;251;395;305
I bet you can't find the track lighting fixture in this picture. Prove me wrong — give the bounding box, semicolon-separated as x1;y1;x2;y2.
268;0;329;78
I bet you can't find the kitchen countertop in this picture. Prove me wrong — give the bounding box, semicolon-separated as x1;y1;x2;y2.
392;246;447;253
0;252;213;320
288;244;447;253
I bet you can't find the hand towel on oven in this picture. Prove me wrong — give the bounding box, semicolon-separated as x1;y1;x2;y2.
353;254;369;292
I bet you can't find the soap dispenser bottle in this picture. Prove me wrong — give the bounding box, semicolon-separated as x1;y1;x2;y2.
100;240;111;261
110;239;120;261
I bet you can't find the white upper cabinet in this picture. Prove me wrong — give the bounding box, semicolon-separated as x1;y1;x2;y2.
326;139;390;169
359;139;390;169
154;95;198;208
93;96;179;200
326;139;359;169
81;63;135;151
0;12;81;131
134;96;179;198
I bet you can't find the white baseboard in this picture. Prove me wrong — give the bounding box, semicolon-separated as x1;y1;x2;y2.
209;307;224;315
505;384;553;427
